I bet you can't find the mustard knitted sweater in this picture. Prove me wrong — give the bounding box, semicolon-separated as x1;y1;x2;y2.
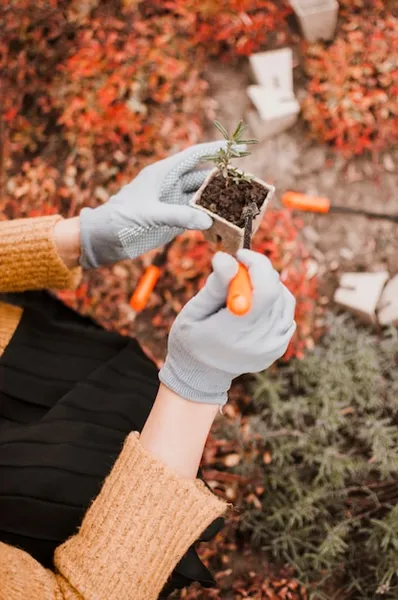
0;215;226;600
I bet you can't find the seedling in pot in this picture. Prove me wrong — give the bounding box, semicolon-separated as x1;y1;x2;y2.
203;120;257;184
191;121;275;316
191;120;275;254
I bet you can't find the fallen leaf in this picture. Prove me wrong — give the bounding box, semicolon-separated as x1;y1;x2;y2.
224;453;241;468
263;451;272;464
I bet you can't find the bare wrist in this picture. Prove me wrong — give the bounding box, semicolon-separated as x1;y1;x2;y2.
140;384;219;479
54;217;81;269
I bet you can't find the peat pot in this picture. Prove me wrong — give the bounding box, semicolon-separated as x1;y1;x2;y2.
191;167;275;253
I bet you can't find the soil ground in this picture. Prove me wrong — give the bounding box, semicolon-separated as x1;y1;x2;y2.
205;62;398;302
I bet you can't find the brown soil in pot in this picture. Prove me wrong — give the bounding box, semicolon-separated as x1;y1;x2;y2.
198;172;268;227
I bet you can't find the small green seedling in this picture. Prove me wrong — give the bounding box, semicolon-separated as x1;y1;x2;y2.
204;120;259;184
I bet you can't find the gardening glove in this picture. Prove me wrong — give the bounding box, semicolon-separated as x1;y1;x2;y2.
79;141;227;269
159;250;296;405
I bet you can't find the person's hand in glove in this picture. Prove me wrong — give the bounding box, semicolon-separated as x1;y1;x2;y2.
78;141;228;269
159;250;296;406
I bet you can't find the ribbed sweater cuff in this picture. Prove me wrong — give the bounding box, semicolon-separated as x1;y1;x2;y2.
55;433;226;600
0;216;82;292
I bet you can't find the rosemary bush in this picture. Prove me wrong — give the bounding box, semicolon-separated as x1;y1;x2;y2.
239;315;398;599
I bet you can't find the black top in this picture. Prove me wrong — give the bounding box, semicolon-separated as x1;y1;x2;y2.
0;291;222;595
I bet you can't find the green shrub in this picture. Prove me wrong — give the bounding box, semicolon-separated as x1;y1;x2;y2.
238;316;398;599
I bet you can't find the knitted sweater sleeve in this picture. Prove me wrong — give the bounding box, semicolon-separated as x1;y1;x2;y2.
0;433;226;600
0;216;81;292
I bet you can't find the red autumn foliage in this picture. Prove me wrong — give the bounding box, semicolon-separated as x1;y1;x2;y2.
186;0;293;57
1;0;292;156
301;0;398;156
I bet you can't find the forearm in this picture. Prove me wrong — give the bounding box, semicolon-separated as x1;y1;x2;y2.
140;383;218;479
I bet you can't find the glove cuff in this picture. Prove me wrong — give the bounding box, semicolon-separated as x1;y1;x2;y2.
159;340;232;405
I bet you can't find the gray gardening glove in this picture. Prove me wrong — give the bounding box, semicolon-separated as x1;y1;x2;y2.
79;141;226;269
159;250;296;405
